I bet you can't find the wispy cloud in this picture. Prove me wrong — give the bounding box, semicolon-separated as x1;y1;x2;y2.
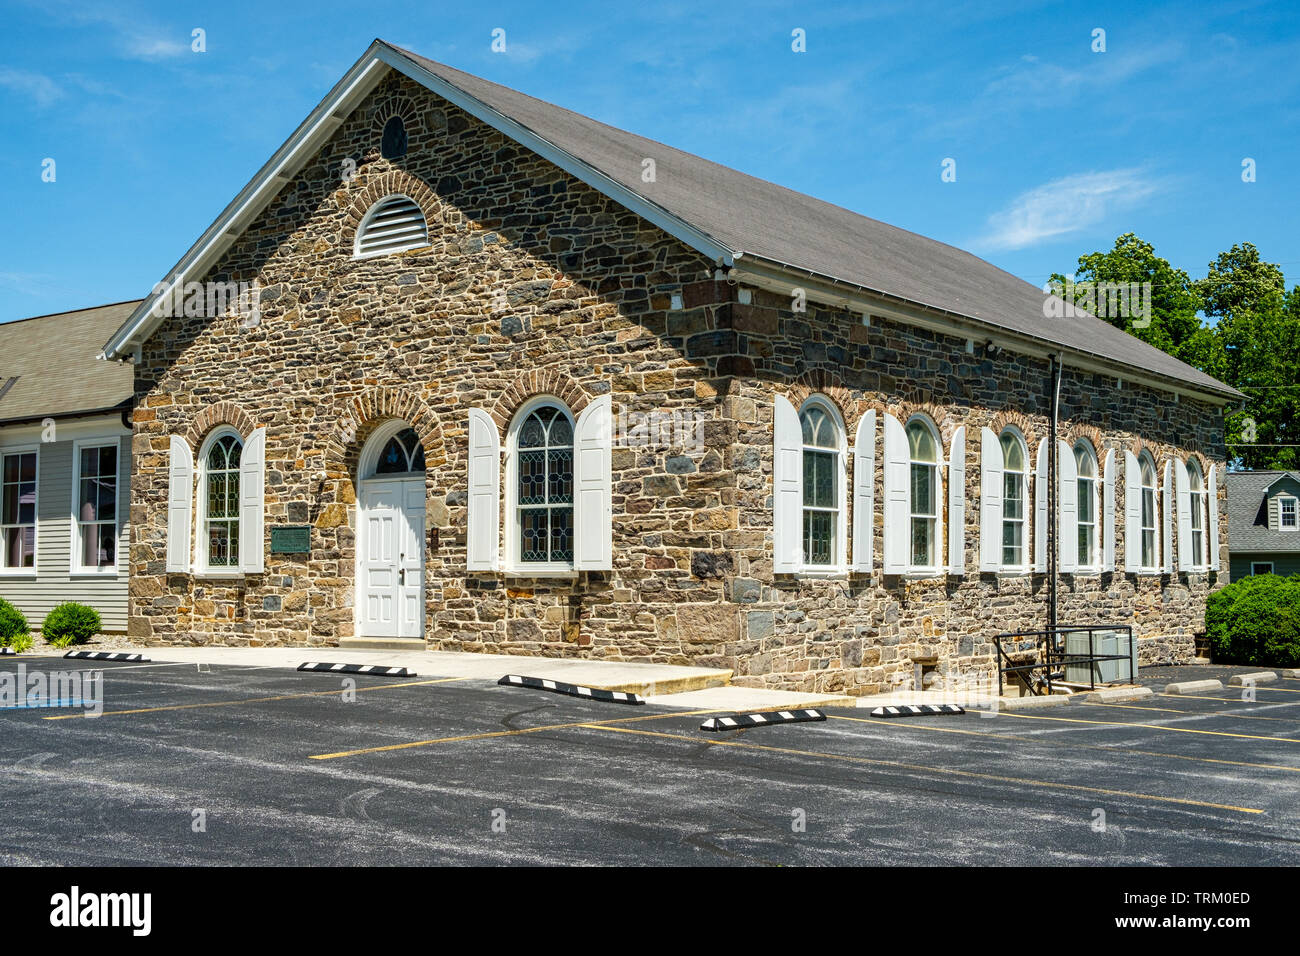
22;0;191;62
0;68;63;107
973;168;1163;252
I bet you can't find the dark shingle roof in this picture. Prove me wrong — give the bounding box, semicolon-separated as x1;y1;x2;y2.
1227;471;1300;554
385;42;1241;401
0;301;139;424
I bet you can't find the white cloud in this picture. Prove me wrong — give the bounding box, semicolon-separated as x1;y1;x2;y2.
0;68;63;107
973;168;1162;252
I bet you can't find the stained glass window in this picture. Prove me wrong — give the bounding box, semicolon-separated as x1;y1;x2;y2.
908;420;939;569
516;405;574;563
374;427;425;474
206;434;242;568
1000;431;1026;568
799;402;839;567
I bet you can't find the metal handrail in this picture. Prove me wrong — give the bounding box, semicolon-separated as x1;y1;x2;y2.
993;625;1135;696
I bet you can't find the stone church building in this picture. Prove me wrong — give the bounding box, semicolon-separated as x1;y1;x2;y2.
100;40;1242;695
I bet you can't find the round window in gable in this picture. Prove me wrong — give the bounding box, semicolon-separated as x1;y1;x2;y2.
381;115;408;159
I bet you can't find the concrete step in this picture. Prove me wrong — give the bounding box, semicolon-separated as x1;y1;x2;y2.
338;637;427;652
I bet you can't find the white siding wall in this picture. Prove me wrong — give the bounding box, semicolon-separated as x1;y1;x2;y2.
0;427;130;633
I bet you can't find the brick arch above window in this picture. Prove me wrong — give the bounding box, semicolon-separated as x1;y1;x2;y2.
988;410;1041;448
1065;423;1105;456
490;369;591;432
887;400;959;445
341;170;441;247
786;369;862;433
325;387;445;483
186;401;257;449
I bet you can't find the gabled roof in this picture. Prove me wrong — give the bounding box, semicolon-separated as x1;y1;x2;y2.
1226;471;1300;554
101;39;1243;404
1;301;139;425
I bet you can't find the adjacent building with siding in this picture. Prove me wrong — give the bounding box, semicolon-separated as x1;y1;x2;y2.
1227;471;1300;579
0;302;137;632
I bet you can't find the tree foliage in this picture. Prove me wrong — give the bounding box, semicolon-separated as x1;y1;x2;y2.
1058;236;1299;470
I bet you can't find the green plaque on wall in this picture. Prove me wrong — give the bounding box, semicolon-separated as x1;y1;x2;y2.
271;526;311;554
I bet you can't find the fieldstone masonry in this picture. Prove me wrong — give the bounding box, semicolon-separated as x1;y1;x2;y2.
127;71;1227;694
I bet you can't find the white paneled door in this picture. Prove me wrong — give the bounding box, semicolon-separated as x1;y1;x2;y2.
358;478;425;639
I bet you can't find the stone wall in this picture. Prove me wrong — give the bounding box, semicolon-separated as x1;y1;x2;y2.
127;70;1227;694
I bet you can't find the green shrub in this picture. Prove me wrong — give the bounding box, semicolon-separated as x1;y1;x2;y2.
1206;574;1300;667
40;602;102;649
0;599;29;649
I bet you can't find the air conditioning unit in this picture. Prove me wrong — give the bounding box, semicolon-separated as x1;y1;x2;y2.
1063;629;1137;685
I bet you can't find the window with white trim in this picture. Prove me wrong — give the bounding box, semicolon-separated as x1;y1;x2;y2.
0;450;36;570
511;402;574;567
200;431;242;570
999;429;1027;569
1075;441;1099;569
1281;496;1297;530
354;195;429;258
907;418;940;570
799;399;844;567
1188;459;1207;567
1140;452;1158;570
74;442;119;572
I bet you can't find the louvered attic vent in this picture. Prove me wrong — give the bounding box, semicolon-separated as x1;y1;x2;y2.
354;195;429;258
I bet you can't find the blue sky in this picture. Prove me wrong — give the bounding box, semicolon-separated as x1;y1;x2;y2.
1;0;1297;323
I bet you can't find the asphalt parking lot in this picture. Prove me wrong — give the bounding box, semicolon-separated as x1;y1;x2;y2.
2;656;1298;866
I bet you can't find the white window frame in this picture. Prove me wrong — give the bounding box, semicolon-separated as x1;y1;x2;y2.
70;438;122;576
504;395;576;577
0;444;39;576
1139;452;1158;573
1251;562;1274;576
353;193;430;259
195;427;245;577
1280;495;1298;531
905;415;942;576
798;396;848;573
1187;459;1208;570
999;427;1029;573
1074;440;1100;573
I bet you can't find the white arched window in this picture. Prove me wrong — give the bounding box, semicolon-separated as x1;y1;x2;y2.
999;429;1028;569
907;417;941;570
1187;459;1207;568
508;400;575;569
198;429;243;570
799;398;846;568
365;425;426;477
1139;452;1158;571
354;194;429;258
1074;441;1099;569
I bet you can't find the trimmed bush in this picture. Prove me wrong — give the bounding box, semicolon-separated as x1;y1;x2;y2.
0;598;30;650
41;602;102;649
1206;574;1300;668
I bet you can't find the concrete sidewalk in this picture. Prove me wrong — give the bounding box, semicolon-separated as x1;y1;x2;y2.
100;645;734;697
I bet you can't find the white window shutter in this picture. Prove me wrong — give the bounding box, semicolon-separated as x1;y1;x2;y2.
1034;440;1048;572
851;409;875;573
947;425;965;575
772;394;802;573
466;409;500;571
1176;459;1192;572
574;395;613;571
1124;451;1140;572
1208;464;1220;571
1102;449;1116;571
1058;439;1077;573
1162;460;1173;574
239;428;265;574
979;427;1003;572
166;435;194;573
882;413;909;575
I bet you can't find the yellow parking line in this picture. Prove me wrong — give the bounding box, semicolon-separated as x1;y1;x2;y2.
581;724;1264;815
991;709;1300;742
308;708;724;760
43;676;470;720
828;715;1300;774
1086;701;1300;723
